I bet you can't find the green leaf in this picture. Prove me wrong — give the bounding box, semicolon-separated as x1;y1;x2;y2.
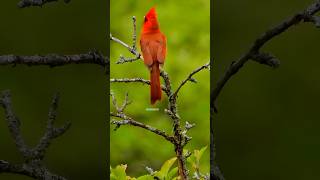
110;164;128;180
187;146;208;172
187;153;197;170
195;146;207;165
167;167;178;180
155;157;177;179
136;175;154;180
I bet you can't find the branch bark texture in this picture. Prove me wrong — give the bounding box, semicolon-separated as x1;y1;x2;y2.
0;50;108;68
18;0;70;8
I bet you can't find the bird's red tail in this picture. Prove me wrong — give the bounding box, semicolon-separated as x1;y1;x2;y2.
150;62;161;105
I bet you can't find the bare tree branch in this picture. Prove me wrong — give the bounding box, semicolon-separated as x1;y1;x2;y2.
111;78;150;85
0;90;70;180
32;93;71;160
110;34;138;56
131;16;137;51
110;16;142;64
173;62;210;99
0;50;108;68
110;78;169;94
110;33;141;64
0;159;67;180
304;15;320;27
160;68;190;180
110;116;175;144
0;91;30;158
17;0;70;8
110;93;175;144
212;0;320;108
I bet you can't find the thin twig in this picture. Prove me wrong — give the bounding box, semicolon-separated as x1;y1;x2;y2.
110;93;175;143
119;92;131;112
110;116;175;144
173;62;210;98
32;93;71;160
111;78;150;85
110;33;141;63
117;55;141;64
0;50;108;67
110;78;169;94
132;16;137;51
110;16;142;64
110;34;138;56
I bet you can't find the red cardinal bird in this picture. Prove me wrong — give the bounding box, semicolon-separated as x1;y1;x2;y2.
140;7;167;105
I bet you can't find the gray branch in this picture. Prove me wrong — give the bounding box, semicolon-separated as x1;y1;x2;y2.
0;90;70;180
110;93;175;144
110;16;142;64
110;78;169;94
212;0;320;109
18;0;70;8
0;160;66;180
0;50;108;68
159;70;189;179
0;91;30;158
32;93;71;160
131;16;137;51
173;62;210;99
111;78;150;85
110;116;175;144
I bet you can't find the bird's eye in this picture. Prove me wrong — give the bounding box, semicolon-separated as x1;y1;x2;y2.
144;17;148;22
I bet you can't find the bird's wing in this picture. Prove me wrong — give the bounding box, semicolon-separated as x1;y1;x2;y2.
157;34;166;64
140;39;153;66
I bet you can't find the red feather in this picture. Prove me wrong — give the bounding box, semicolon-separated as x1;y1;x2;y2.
140;7;167;105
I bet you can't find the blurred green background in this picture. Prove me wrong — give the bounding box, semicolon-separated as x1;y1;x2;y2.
110;0;210;177
0;0;107;179
214;0;320;179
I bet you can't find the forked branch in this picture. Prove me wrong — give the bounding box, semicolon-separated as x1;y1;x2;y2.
110;16;141;64
110;93;175;144
173;62;210;99
0;90;70;180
